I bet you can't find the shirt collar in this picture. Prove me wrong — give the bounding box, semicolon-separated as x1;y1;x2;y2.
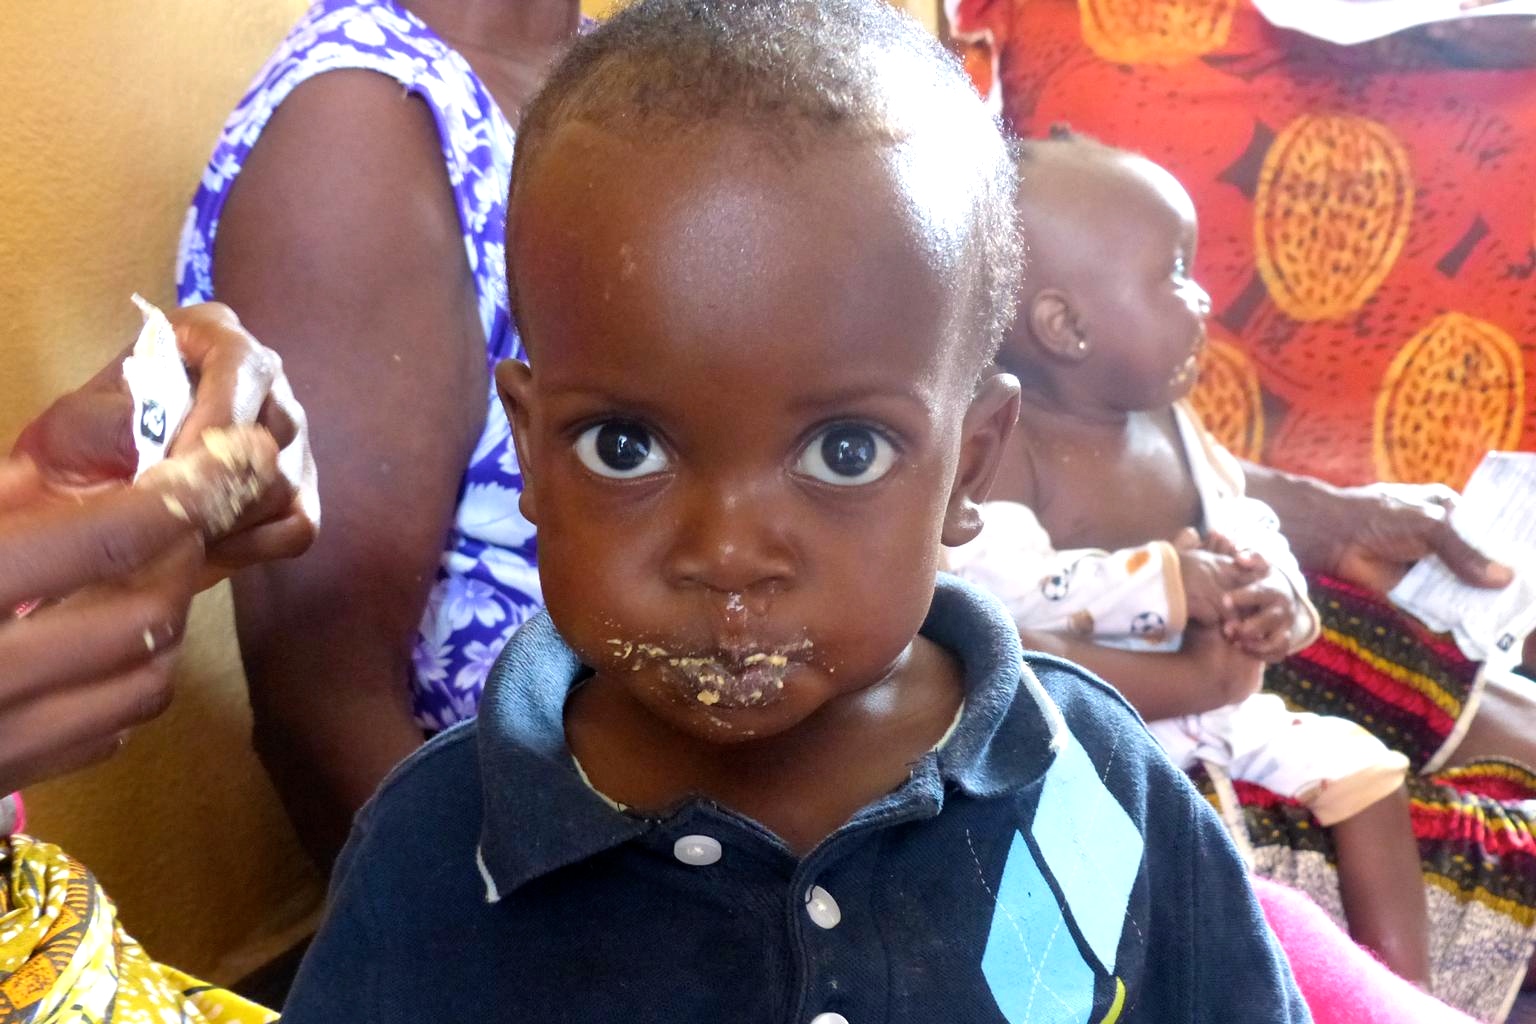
476;573;1065;902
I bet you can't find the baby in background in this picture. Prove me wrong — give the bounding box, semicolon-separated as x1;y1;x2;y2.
948;128;1429;985
275;6;1308;1022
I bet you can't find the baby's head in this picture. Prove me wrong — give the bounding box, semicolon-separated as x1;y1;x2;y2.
498;0;1021;743
1002;128;1211;414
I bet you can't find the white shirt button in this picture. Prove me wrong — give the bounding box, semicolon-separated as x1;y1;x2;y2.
672;835;722;866
809;1014;849;1024
805;884;842;929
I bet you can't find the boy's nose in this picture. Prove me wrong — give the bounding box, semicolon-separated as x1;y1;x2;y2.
665;480;795;598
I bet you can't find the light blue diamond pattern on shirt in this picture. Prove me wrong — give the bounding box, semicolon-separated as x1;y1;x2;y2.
1031;729;1144;974
981;830;1096;1024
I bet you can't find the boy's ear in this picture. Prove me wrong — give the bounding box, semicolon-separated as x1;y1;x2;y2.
1029;289;1090;363
494;358;540;525
942;372;1022;547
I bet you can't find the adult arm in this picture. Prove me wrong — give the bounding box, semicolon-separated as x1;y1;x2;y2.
1286;8;1536;69
1;305;316;791
0;438;278;793
952;499;1263;718
1420;8;1536;69
1021;623;1263;720
212;71;489;869
1240;461;1510;595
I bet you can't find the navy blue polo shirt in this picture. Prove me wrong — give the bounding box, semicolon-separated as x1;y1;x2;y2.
282;575;1308;1024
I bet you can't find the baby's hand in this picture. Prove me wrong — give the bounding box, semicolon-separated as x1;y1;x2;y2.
1221;566;1307;663
1174;528;1263;626
1200;529;1274;577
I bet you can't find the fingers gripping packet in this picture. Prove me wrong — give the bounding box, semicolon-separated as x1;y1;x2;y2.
123;294;193;480
1390;452;1536;670
12;296;192;620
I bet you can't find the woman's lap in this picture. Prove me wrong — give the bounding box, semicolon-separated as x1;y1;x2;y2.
1265;574;1484;773
1198;573;1536;1019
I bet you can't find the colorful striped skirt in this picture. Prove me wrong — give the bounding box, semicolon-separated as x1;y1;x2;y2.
1200;574;1536;1022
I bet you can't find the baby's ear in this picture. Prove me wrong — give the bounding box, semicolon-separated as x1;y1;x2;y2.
942;372;1021;547
494;359;540;525
1029;289;1090;363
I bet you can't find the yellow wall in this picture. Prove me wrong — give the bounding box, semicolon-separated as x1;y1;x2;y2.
0;0;322;982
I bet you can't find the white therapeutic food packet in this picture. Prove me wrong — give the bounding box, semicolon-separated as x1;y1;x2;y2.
1252;0;1536;46
121;294;193;480
1390;452;1536;671
14;295;194;621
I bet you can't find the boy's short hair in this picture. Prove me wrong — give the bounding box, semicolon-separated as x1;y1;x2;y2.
508;0;1021;373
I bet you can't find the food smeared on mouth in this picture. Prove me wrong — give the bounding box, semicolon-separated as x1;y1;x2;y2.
604;637;813;708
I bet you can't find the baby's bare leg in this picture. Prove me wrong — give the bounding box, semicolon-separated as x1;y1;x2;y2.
1333;786;1430;987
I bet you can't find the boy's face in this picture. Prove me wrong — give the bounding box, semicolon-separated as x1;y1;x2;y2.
501;124;1015;744
1015;154;1211;412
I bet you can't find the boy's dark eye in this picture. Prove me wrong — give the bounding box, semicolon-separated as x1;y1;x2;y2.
598;423;650;469
574;420;670;479
795;423;896;487
823;428;875;475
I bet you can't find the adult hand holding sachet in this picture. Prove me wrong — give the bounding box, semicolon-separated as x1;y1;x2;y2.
0;299;318;793
13;300;318;573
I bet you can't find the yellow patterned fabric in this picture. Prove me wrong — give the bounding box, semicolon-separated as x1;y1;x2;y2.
0;835;275;1024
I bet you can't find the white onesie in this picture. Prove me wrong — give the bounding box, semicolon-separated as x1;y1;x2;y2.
948;403;1408;826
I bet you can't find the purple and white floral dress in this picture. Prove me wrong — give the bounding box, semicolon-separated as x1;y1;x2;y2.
177;0;541;732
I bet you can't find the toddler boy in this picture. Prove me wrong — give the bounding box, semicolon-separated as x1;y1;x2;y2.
279;2;1308;1021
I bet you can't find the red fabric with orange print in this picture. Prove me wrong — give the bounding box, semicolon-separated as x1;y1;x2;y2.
946;11;1536;1014
949;0;1536;488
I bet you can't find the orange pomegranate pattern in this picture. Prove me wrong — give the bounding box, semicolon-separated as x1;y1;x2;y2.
1254;115;1413;322
945;4;1536;1010
1190;337;1264;461
1374;312;1524;489
948;0;1536;489
1079;0;1239;64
